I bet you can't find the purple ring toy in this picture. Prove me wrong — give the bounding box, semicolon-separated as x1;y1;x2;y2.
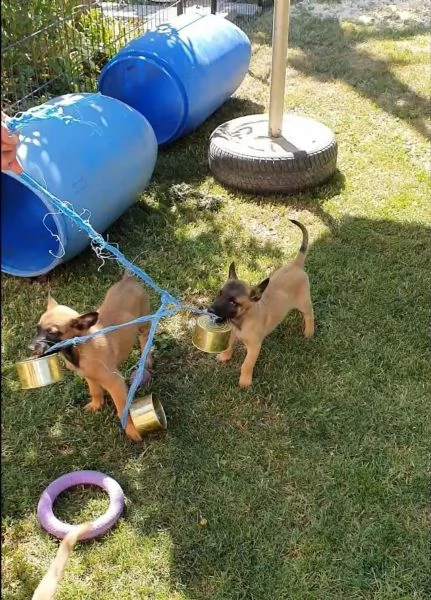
37;470;125;540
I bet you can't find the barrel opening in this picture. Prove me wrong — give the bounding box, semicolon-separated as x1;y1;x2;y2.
1;173;64;277
99;55;186;145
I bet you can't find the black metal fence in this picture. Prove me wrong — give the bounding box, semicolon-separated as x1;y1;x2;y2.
1;1;273;114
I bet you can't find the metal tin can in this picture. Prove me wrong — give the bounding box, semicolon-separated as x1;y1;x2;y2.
192;315;232;353
129;394;167;434
16;353;64;389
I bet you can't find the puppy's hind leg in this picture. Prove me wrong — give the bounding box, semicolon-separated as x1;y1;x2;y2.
295;294;314;339
303;306;314;339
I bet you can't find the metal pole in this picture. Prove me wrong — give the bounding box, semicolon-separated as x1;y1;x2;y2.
268;0;291;138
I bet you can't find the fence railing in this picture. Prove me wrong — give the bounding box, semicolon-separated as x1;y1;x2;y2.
1;1;272;113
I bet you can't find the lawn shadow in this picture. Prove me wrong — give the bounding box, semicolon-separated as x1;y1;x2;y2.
2;210;429;598
221;169;347;233
2;203;430;600
291;15;430;139
118;215;430;598
249;11;430;139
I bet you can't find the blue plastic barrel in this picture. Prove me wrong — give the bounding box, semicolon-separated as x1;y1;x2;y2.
98;12;252;145
1;93;158;278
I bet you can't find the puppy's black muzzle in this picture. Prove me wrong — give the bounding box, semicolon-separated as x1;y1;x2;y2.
207;306;230;324
28;337;52;357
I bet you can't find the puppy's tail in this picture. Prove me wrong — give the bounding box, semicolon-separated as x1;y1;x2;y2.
32;522;92;600
290;219;309;267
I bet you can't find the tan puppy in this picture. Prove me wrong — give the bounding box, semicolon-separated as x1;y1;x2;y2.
208;220;314;388
32;522;92;600
29;271;151;441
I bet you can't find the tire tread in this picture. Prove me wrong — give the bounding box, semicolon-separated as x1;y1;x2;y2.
208;135;338;194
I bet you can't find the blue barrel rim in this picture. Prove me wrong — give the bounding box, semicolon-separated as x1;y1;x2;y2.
1;170;68;277
99;51;189;145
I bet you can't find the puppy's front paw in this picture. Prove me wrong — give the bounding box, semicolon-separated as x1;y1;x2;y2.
239;375;252;389
125;424;142;442
84;401;103;413
217;350;233;363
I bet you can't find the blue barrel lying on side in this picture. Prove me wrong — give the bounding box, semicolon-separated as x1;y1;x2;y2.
98;12;252;145
1;93;158;278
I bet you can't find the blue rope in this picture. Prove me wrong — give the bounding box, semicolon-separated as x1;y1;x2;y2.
7;104;212;430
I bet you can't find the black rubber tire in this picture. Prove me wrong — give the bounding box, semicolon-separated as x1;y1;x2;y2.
208;114;338;195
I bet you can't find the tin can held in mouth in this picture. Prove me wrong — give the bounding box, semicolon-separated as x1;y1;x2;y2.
192;315;232;354
16;353;64;389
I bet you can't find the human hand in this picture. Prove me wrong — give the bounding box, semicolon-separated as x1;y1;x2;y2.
1;111;23;174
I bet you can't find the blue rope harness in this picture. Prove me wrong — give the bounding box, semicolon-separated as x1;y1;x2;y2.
7;105;212;429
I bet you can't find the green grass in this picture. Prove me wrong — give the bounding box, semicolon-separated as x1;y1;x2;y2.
2;9;430;600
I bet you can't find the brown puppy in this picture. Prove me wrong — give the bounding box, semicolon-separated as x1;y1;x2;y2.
209;220;314;388
32;522;92;600
29;271;151;441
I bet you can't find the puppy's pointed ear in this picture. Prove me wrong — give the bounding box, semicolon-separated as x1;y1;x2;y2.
70;312;99;332
228;262;238;280
47;294;58;310
249;278;270;302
